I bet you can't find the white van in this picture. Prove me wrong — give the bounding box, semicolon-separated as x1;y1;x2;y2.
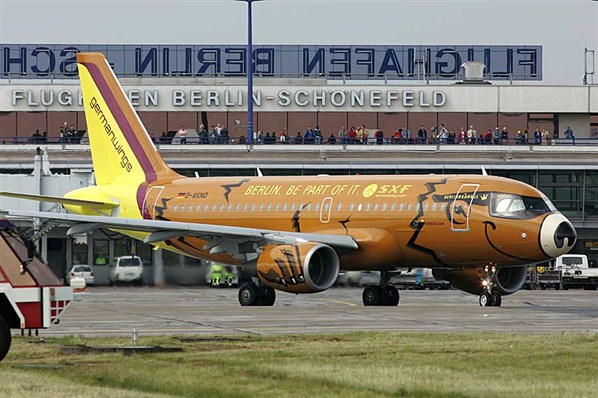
555;254;589;270
110;256;143;285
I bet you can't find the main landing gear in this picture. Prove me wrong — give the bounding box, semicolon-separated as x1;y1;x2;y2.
362;272;400;306
238;281;276;306
479;265;502;307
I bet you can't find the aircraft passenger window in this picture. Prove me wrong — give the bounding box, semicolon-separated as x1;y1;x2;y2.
381;203;387;212
274;204;279;211
290;204;295;211
243;204;248;211
305;204;312;211
365;203;371;211
227;204;232;211
389;203;395;211
314;203;320;211
406;203;412;211
258;204;263;212
235;204;240;212
431;203;437;211
398;203;403;211
250;204;256;211
204;204;209;212
373;203;379;211
323;203;329;211
188;205;193;212
196;204;201;212
440;203;446;211
219;204;224;212
357;203;362;211
336;203;342;211
173;205;178;212
415;203;420;211
283;203;288;211
349;203;354;211
422;204;428;211
211;204;217;212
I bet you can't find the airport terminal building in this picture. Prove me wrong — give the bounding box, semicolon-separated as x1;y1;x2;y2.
1;44;597;283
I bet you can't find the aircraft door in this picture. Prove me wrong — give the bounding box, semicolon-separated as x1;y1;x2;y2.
142;186;165;219
320;197;333;223
450;184;479;232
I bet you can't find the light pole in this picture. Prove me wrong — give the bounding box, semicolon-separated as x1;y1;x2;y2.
237;0;260;148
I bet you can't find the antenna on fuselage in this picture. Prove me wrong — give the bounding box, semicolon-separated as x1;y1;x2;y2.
481;166;488;176
256;166;263;177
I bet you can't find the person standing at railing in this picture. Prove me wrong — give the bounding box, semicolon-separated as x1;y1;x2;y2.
466;125;476;145
375;129;384;145
492;127;501;145
417;125;427;144
392;128;401;145
448;129;456;144
501;127;509;144
534;128;542;145
401;126;410;144
279;129;288;144
564;126;575;145
439;124;448;145
338;126;348;145
178;126;187;144
458;127;466;144
542;129;551;145
314;125;322;145
348;126;357;144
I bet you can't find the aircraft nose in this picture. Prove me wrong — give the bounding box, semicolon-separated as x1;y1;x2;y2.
540;214;577;258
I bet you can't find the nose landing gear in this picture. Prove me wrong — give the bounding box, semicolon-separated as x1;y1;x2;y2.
362;272;400;306
479;265;502;307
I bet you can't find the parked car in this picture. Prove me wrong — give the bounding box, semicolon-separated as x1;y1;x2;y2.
110;256;143;285
66;264;94;286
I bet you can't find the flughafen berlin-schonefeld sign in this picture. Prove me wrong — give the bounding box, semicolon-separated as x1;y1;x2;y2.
1;44;542;80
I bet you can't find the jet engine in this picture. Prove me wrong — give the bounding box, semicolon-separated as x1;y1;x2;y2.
256;243;340;294
432;266;527;296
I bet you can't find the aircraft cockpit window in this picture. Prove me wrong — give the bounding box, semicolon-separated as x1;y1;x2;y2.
490;193;551;219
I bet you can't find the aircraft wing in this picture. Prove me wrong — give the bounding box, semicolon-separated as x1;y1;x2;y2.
2;210;358;255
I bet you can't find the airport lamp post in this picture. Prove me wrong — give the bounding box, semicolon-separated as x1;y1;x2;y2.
237;0;261;149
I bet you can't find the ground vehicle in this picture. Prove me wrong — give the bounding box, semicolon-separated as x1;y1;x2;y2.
207;263;238;287
555;254;598;290
110;256;143;285
0;220;72;361
66;264;94;286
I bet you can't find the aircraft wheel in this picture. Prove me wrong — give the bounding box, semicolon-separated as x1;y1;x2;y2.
258;286;276;306
383;285;400;306
363;285;383;306
238;282;259;306
479;292;492;307
0;315;11;362
491;292;502;307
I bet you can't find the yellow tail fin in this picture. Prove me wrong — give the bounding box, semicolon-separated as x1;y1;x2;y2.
77;53;176;185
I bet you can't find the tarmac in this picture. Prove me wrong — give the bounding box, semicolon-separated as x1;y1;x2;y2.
41;287;598;337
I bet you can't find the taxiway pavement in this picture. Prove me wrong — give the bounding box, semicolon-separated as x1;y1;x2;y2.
42;287;598;337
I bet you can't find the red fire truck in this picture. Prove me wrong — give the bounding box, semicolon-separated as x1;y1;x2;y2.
0;219;73;361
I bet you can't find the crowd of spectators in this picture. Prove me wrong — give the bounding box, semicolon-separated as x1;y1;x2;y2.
15;122;578;146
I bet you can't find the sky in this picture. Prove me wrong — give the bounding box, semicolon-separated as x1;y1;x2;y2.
1;0;597;84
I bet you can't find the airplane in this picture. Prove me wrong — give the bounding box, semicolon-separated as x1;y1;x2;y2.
0;53;577;307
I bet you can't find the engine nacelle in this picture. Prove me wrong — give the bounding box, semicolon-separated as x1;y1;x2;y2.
432;266;527;296
256;243;340;294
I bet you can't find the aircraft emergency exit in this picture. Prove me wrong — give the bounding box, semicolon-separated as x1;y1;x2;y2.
1;53;577;307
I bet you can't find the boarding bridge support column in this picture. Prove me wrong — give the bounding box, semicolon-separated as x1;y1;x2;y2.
153;248;165;287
